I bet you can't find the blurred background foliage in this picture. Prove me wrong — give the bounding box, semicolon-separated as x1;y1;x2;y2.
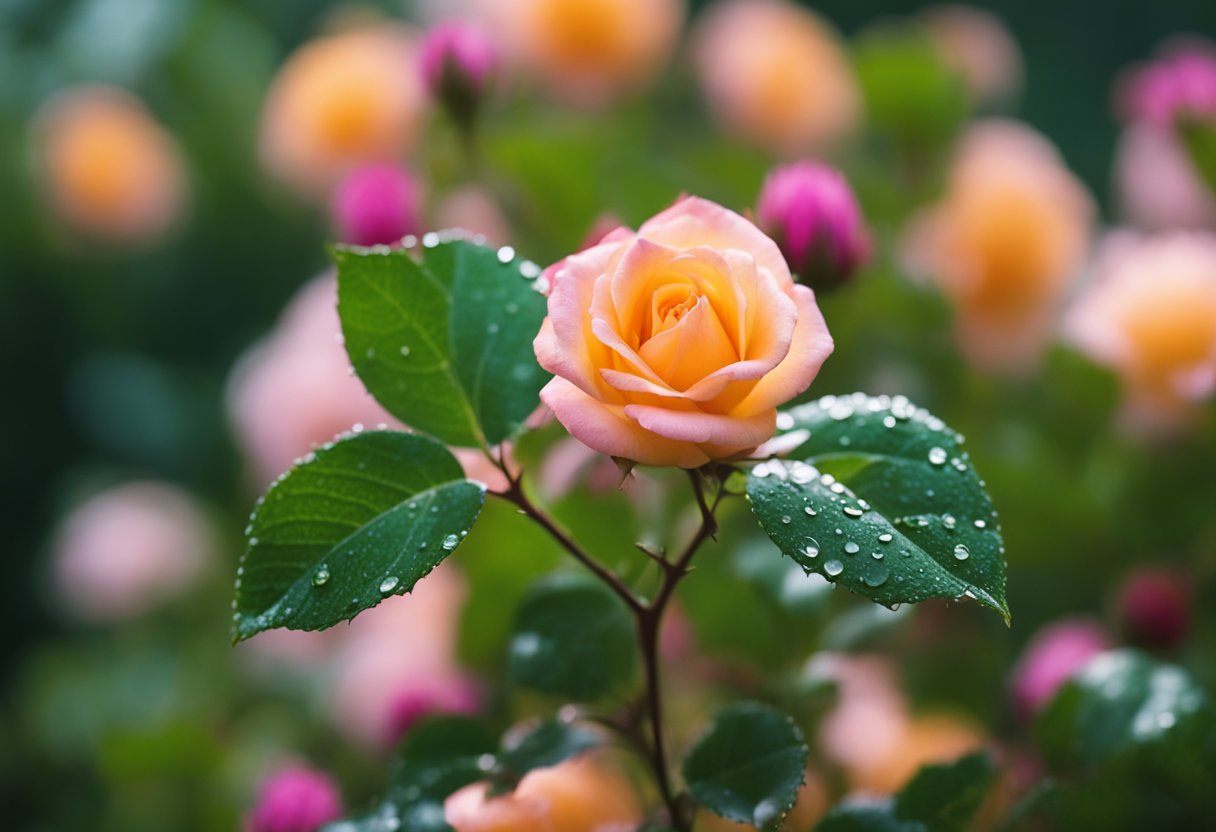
2;0;1216;830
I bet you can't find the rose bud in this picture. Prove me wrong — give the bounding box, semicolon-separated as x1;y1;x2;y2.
756;161;871;290
420;22;500;130
329;163;421;247
1010;618;1110;720
247;766;343;832
1114;568;1191;651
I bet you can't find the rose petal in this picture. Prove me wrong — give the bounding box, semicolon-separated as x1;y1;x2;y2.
624;402;776;447
731;284;833;416
637;295;739;390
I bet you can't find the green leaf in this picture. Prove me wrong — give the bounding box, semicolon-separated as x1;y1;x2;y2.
1038;649;1216;773
388;716;498;805
234;431;485;641
335;237;550;449
682;701;809;827
895;751;996;829
747;393;1008;621
1180;118;1216;194
814;752;996;832
491;718;604;793
508;573;636;700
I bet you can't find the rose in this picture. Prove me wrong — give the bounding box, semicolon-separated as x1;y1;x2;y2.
533;196;834;468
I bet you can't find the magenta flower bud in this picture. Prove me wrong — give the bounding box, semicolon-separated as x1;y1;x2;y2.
330;163;421;247
247;766;343;832
1115;568;1191;651
419;22;500;127
1010;618;1110;720
755;161;870;290
1119;42;1216;127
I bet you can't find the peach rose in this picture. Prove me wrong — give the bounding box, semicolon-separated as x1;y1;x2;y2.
259;24;426;197
1065;231;1216;432
480;0;685;105
902;121;1093;372
692;0;859;156
33;85;186;243
444;757;642;832
1114;124;1216;231
533;196;834;468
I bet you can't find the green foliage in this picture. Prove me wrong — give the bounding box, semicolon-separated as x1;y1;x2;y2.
233;431;485;641
492;718;604;792
815;752;996;832
747;393;1008;621
1038;649;1216;776
1180;119;1216;194
508;573;636;700
334;237;549;449
682;701;809;827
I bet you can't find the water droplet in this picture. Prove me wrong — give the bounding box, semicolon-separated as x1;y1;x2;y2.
928;447;948;465
871;551;884;560
844;541;860;554
974;519;987;529
312;566;330;587
824;559;844;577
878;533;893;543
422;231;440;248
505;302;519;315
863;569;889;587
477;753;496;772
248;536;259;547
953;544;970;561
442;533;459;551
942;514;957;530
380;576;400;594
497;245;516;263
803;538;820;558
843;506;864;518
400;345;411;357
839;436;851;447
365;347;376;359
487;323;500;335
883;415;897;428
804;505;817;516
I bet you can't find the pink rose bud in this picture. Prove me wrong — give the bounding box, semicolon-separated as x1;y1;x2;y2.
1115;568;1191;651
247;766;343;832
1010;618;1110;719
1118;41;1216;127
330;163;421;247
756;161;870;290
419;22;500;126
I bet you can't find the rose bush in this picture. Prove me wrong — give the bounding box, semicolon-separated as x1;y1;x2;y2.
533;196;834;467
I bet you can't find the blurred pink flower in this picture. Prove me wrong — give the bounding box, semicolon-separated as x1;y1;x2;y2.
756;161;870;289
259;25;426;198
920;5;1022;105
330;163;422;246
479;0;684;105
1117;39;1216;127
902;120;1093;373
33;85;186;243
53;481;212;621
692;0;859;156
329;563;481;747
246;765;343;832
1114;567;1191;651
433;185;513;247
444;756;642;832
1114;124;1216;231
1010;618;1110;719
814;654;984;795
1064;231;1216;433
420;22;501;102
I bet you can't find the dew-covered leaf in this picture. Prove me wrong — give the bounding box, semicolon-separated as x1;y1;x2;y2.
507;573;636;700
747;393;1008;621
234;431;485;641
491;719;604;793
682;701;809;827
335;237;549;449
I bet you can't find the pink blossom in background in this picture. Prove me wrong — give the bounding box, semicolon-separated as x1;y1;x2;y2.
432;185;514;248
755;161;870;289
902;120;1093;373
33;85;187;243
1114;124;1216;231
1117;39;1216;127
692;0;859;156
420;22;501;101
329;563;481;747
53;481;213;621
1114;568;1191;651
246;765;343;832
478;0;685;106
330;163;422;246
259;24;426;198
1010;618;1110;719
1064;231;1216;434
920;5;1022;105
